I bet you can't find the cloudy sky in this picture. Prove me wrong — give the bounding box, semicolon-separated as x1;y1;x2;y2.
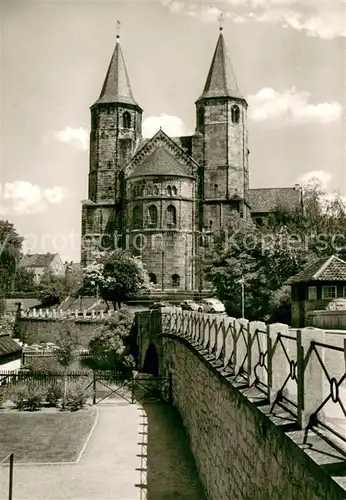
0;0;345;262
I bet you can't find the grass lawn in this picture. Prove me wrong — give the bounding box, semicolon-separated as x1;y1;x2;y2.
0;407;96;463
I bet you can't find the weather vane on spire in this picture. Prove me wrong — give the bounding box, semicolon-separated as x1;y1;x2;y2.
218;12;224;31
116;20;121;40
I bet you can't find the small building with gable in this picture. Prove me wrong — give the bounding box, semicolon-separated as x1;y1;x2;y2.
286;255;346;327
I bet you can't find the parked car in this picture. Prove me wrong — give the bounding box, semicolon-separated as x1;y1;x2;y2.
149;301;171;310
200;298;226;314
180;300;203;312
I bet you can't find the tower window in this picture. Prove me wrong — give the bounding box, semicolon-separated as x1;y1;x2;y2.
171;274;180;288
172;186;177;196
231;105;240;124
148;204;158;227
167;205;177;226
167;186;172;196
153;185;159;195
132;205;142;229
214;184;218;196
123;111;131;129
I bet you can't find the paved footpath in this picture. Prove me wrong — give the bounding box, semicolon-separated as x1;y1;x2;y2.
1;401;206;500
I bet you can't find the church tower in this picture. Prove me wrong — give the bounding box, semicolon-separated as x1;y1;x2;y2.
194;26;250;232
81;28;142;266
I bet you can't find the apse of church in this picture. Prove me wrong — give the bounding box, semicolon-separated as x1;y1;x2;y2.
81;26;251;293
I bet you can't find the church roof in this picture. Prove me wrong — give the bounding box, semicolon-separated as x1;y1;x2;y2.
93;37;140;108
128;146;192;179
197;31;244;102
125;129;198;179
249;187;302;214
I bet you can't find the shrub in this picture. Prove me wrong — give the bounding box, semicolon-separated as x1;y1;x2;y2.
6;384;29;410
46;382;63;407
65;381;87;412
25;384;44;411
6;383;44;411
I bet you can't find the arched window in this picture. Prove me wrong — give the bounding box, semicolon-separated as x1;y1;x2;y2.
132;205;142;229
149;273;157;285
123;111;131;129
139;185;144;197
167;205;177;226
148;205;158;227
171;186;177;196
167;186;172;196
147;185;153;196
231;105;240;124
172;274;180;288
153;185;159;195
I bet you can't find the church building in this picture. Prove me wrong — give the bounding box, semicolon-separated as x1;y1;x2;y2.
81;27;301;294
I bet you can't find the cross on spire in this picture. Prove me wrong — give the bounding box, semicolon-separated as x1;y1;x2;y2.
116;20;121;40
218;12;224;31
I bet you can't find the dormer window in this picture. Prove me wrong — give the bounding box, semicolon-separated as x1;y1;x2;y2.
123;111;131;129
231;105;240;124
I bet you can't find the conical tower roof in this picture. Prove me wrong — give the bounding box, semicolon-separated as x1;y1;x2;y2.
93;36;140;108
197;31;244;102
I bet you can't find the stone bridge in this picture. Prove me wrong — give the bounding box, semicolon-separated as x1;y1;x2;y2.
136;307;346;500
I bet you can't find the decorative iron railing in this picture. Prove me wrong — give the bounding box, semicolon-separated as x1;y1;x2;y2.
138;308;346;451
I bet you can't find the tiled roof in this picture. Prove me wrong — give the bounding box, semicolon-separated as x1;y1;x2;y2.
0;334;22;357
93;40;140;108
128;146;192;178
286;255;346;284
249;187;301;214
22;253;57;268
197;33;244;102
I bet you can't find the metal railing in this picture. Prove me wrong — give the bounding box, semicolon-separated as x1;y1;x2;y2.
138;308;346;451
1;453;14;500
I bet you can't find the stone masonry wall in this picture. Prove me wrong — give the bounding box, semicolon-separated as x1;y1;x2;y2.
18;319;99;348
161;336;344;500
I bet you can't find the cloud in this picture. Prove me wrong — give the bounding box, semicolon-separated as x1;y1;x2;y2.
297;170;332;191
142;114;189;138
247;87;343;125
161;1;345;39
53;126;89;151
0;181;67;215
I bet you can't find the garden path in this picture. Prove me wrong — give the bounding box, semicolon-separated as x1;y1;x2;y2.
1;400;205;500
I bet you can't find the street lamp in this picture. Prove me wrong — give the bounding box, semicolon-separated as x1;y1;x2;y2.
236;277;245;319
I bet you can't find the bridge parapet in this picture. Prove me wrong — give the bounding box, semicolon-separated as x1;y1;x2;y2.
137;308;346;456
15;308;115;321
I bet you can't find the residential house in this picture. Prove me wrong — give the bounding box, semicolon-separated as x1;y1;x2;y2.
22;253;65;283
0;334;22;372
285;255;346;327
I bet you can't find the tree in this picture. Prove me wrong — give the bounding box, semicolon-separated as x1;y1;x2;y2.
80;249;151;310
37;270;66;307
14;266;36;292
84;309;136;374
204;181;346;323
0;221;23;315
53;322;80;409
